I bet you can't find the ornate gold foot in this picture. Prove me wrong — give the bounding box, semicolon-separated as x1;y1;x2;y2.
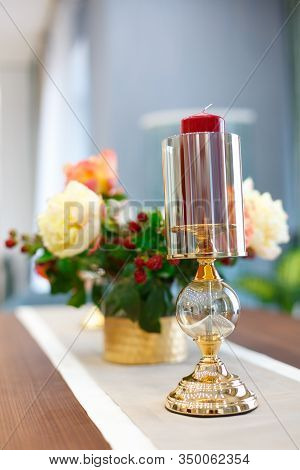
166;355;257;416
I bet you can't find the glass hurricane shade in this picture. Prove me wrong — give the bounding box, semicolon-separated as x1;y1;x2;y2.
162;132;246;259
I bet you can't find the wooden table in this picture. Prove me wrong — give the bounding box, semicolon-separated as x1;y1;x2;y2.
0;314;110;450
231;309;300;369
0;309;299;450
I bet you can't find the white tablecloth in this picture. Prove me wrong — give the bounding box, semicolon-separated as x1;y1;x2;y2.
17;305;300;450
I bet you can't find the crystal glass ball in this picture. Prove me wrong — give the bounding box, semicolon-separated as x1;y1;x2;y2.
176;280;240;341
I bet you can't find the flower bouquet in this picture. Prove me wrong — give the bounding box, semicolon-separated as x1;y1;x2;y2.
5;151;290;363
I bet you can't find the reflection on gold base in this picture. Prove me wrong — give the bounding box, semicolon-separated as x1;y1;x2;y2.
166;357;258;416
81;307;105;330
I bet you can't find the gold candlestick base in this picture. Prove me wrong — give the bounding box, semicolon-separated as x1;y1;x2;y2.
166;357;257;416
166;355;257;417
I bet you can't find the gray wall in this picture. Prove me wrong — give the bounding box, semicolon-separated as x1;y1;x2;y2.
88;0;293;222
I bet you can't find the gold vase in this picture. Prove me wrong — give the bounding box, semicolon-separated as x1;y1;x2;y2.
104;317;187;365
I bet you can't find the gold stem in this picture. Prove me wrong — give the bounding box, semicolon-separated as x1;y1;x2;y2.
194;259;222;358
194;258;221;282
195;335;222;358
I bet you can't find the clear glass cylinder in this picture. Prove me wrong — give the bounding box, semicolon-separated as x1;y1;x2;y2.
162;132;246;259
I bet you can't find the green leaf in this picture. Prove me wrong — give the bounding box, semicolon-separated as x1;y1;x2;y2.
103;193;127;202
276;248;300;289
238;276;277;303
104;281;141;321
50;275;73;294
57;258;75;274
68;284;86;307
138;283;167;333
278;289;295;313
139;313;160;333
134;227;154;251
36;249;56;264
122;263;135;277
92;283;104;307
163;284;175;315
121;286;141;321
156;261;175;279
149;210;162;230
136;279;152;299
48;260;80;295
104;289;120;316
102;217;119;234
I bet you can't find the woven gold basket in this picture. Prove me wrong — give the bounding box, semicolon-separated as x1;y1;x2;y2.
104;317;187;364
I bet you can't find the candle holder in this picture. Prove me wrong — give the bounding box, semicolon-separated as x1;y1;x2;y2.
162;127;258;416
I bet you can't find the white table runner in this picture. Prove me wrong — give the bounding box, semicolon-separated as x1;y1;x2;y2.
17;305;300;450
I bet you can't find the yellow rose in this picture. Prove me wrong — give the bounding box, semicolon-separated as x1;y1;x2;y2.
38;181;102;258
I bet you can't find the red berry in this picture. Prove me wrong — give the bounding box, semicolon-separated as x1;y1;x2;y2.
123;237;136;250
5;238;17;248
20;245;28;253
134;268;147;284
134;257;145;268
128;221;141;233
168;259;180;266
137;212;148;222
146;254;163;271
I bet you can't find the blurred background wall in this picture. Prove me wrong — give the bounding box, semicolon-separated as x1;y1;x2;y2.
0;0;51;300
0;0;298;306
89;0;293;215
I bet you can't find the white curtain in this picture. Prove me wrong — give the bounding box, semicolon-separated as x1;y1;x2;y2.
35;0;92;219
33;0;92;293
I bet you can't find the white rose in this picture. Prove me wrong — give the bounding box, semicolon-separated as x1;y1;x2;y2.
38;181;102;258
243;178;289;260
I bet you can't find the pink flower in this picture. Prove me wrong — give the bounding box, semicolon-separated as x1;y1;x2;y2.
243;178;289;260
64;149;123;197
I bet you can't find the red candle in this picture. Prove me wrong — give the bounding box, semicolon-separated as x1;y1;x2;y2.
181;112;225;134
179;110;226;230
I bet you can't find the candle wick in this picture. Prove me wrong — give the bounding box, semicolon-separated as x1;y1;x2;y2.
201;103;213;113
